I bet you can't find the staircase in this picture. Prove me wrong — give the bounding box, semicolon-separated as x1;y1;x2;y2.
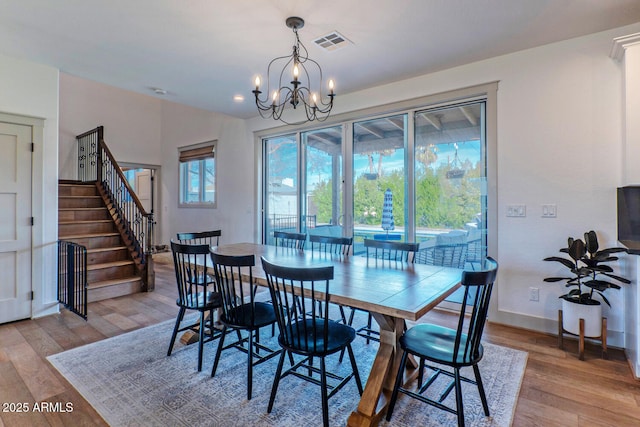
58;181;143;302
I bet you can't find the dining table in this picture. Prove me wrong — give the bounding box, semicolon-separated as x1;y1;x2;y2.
210;242;462;427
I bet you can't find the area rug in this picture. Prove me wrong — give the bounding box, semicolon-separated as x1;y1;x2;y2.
47;318;527;427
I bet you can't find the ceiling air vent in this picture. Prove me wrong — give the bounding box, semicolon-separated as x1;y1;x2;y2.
313;31;351;52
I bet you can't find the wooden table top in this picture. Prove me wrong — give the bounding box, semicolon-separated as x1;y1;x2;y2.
211;242;462;321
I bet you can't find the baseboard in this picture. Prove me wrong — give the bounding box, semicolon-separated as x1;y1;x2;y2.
489;308;624;348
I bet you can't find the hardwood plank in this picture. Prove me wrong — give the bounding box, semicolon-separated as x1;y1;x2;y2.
512;397;578;427
0;361;49;427
4;342;66;402
101;312;140;331
14;321;65;358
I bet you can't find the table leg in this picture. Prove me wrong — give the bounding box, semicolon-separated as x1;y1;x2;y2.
347;314;417;427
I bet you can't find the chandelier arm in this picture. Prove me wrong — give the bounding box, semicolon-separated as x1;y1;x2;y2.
252;16;334;123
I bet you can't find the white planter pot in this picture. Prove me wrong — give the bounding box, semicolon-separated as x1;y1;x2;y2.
562;299;602;338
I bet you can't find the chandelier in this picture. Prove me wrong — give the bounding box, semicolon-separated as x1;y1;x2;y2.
253;17;335;125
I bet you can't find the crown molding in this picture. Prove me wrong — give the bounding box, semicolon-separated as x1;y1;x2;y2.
610;32;640;61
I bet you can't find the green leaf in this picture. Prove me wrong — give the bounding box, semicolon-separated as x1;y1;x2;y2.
597;291;611;308
584;230;598;254
544;256;575;269
568;239;586;261
584;279;621;291
602;272;631;284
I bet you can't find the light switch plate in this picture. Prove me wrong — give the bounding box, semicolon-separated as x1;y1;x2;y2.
542;204;557;218
506;204;526;217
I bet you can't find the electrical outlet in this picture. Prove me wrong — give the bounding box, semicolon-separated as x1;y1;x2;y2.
529;287;539;302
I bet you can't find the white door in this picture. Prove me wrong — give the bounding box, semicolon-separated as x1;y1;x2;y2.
0;122;32;323
134;169;152;212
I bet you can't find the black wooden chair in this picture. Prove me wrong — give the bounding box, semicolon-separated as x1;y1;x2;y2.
176;229;222;246
386;257;499;427
415;243;468;269
209;252;281;400
167;241;222;372
309;235;353;256
176;230;222;287
350;239;420;345
273;230;306;250
261;257;363;427
308;235;353;324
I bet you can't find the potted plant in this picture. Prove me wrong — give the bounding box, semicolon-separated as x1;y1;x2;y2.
544;230;630;338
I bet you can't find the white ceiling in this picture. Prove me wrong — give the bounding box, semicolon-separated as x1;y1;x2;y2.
1;0;639;119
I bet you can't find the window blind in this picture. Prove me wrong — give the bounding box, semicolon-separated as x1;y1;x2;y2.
179;145;215;162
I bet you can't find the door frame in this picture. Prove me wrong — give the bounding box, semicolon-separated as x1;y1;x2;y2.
119;162;161;244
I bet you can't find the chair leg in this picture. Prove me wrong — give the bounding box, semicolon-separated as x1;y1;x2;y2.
346;344;363;394
417;357;425;388
247;330;254;400
198;312;206;372
366;313;372;344
473;364;489;416
167;307;185;356
386;350;409;421
454;368;465;427
268;351;287;413
320;357;329;427
211;325;228;377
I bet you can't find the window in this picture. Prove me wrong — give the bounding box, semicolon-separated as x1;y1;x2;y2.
260;83;496;269
179;141;216;207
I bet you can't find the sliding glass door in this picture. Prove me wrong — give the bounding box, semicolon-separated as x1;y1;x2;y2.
414;101;487;268
261;91;490;270
263;134;298;245
302;126;343;237
352;114;406;254
263;126;344;244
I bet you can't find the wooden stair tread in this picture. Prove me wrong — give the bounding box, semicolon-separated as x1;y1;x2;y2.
86;246;128;253
59;207;107;211
59;219;112;225
87;260;134;270
88;276;142;289
59;232;120;239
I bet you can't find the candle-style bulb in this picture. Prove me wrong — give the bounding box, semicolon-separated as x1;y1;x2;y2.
293;64;299;79
272;91;278;105
312;93;318;106
329;79;335;93
254;76;261;90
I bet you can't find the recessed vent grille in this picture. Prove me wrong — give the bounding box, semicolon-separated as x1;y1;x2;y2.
313;31;351;51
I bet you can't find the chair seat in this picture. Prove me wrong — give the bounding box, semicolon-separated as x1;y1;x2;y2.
401;323;484;367
176;291;221;310
280;318;356;356
221;301;276;329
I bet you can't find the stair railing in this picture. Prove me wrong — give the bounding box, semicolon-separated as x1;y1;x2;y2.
57;240;88;319
76;126;155;289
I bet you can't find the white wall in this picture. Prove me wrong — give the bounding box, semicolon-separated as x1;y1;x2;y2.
59;73;163;179
248;23;640;346
0;52;59;318
159;102;251;245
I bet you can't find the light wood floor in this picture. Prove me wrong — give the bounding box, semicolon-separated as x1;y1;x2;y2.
1;256;639;426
